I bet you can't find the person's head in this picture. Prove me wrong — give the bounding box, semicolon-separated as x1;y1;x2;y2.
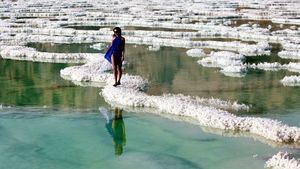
113;27;122;37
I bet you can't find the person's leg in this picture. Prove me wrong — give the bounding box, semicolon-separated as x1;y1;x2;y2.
116;60;122;85
111;55;118;86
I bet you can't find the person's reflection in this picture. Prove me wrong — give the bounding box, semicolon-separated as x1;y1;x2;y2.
101;107;126;156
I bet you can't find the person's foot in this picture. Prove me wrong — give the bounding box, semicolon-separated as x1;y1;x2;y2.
116;81;121;85
113;83;118;87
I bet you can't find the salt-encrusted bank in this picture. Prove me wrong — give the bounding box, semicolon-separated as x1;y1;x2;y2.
247;62;300;86
281;76;300;87
265;152;300;169
1;0;300;83
60;58;300;168
0;45;99;63
60;60;300;144
186;49;205;57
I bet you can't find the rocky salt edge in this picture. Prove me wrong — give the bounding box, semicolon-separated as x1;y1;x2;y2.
265;152;300;169
60;60;300;143
248;62;300;86
60;57;300;168
0;45;100;63
198;51;247;77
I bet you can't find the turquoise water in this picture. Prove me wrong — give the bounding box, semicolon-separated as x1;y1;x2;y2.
0;42;300;169
0;108;280;169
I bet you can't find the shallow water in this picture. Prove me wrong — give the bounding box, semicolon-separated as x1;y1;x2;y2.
0;58;108;110
2;43;300;121
0;108;281;169
1;42;300;169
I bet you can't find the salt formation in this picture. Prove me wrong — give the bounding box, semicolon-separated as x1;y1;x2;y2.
281;76;300;86
247;62;300;86
1;0;300;167
186;49;205;57
248;62;283;71
1;0;298;82
0;45;99;63
265;152;300;169
60;61;300;144
102;84;300;143
90;43;107;50
198;51;247;76
278;51;300;60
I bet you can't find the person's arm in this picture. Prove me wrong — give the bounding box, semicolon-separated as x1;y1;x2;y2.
121;38;125;61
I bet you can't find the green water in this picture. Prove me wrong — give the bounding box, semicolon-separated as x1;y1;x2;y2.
0;42;300;169
0;58;108;109
0;108;280;169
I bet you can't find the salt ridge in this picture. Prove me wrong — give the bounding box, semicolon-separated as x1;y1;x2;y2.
60;60;300;144
0;45;99;63
265;152;300;169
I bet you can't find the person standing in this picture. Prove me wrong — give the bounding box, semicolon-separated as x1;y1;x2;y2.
104;27;125;87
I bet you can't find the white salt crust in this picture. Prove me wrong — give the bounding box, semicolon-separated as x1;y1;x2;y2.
278;51;300;60
102;85;300;144
248;62;300;86
1;0;300;167
265;152;300;169
281;76;300;87
0;45;100;63
60;61;300;144
186;49;205;57
198;51;247;76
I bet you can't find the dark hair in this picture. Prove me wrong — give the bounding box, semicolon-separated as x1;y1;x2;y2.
113;27;122;35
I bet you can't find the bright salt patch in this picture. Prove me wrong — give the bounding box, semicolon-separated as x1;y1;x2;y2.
198;51;246;76
61;61;300;144
281;75;300;86
265;152;300;169
101;82;300;143
0;46;100;63
249;62;283;71
278;50;300;60
90;43;107;50
186;49;205;57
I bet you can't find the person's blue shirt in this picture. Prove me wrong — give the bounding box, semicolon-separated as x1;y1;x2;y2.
104;36;122;63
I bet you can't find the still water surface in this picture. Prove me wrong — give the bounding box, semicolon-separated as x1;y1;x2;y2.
0;42;299;169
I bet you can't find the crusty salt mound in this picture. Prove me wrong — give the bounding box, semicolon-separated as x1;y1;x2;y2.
281;75;300;86
0;45;99;63
186;49;205;57
102;83;300;143
265;152;300;169
198;51;247;76
61;60;300;144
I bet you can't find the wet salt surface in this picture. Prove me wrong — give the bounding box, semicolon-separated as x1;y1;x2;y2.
0;108;280;169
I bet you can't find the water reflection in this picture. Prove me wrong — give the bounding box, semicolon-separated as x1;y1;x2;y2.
100;107;126;156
